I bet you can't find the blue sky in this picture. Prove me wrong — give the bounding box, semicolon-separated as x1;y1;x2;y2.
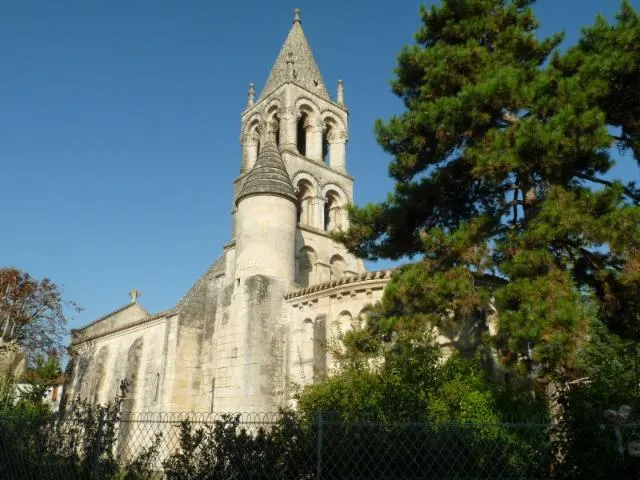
2;0;637;331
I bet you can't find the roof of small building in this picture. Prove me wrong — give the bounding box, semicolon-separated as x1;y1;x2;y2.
258;9;330;101
70;301;147;335
236;140;296;205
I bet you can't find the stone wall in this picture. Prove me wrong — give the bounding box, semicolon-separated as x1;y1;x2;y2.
0;340;25;378
285;270;393;387
67;316;170;410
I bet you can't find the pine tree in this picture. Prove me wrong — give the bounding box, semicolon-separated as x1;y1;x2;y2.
337;0;640;378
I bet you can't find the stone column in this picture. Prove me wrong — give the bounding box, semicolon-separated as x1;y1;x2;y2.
310;196;325;230
328;130;347;172
307;119;324;163
242;134;259;171
338;205;348;230
280;107;298;150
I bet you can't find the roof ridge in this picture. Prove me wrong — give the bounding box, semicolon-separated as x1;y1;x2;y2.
71;302;147;334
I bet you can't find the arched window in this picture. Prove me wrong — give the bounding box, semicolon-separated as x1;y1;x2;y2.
324;190;343;231
322;123;332;164
243;121;260;170
297;112;308;156
272;113;280;146
338;310;353;333
296;179;314;226
296;246;317;287
265;106;281;146
321;115;347;170
357;307;372;330
330;254;346;281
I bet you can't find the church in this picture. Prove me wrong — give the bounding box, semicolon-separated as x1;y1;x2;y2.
67;10;396;413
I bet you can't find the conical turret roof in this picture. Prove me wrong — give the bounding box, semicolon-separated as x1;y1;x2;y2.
236;140;296;206
258;10;329;101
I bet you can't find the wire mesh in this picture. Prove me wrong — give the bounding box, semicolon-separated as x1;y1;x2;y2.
0;411;637;479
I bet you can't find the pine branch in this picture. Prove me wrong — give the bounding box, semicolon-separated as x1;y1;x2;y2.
576;173;640;203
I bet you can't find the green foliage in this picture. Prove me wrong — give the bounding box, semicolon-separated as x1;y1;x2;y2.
162;412;313;480
336;0;640;379
0;379;161;480
0;267;81;365
298;324;545;424
297;329;549;477
18;355;62;406
550;319;640;478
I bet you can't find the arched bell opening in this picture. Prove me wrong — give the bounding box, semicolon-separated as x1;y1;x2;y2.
296;246;317;287
296;179;315;227
297;112;308;156
329;254;346;281
324;189;344;232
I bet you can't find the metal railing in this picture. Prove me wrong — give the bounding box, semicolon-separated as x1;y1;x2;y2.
0;411;636;479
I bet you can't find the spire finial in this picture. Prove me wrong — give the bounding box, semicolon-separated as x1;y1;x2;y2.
129;289;141;304
293;8;301;24
337;80;344;105
247;82;255;107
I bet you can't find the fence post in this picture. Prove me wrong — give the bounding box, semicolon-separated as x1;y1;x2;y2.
316;413;323;480
91;409;105;479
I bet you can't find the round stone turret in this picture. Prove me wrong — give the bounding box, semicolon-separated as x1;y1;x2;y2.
236;140;297;206
234;139;297;282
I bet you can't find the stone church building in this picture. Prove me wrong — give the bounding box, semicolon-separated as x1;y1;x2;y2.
67;10;396;413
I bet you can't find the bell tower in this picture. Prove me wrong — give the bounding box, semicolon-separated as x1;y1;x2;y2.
216;9;365;414
234;8;364;288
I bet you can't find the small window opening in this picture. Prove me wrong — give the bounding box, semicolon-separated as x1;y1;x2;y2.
297;113;307;156
324;200;330;231
324;191;342;232
154;373;160;402
272;114;280;146
322;125;331;164
210;378;216;413
296;192;303;223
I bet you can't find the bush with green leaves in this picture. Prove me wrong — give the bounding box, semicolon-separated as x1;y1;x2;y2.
161;412;313;480
0;378;161;480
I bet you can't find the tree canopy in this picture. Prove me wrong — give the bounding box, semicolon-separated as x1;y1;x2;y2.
336;0;640;378
0;267;78;367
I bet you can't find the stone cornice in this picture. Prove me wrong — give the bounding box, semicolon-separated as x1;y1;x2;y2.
242;82;347;118
70;303;140;336
298;223;332;238
281;148;354;181
284;269;507;304
70;311;176;348
285;269;395;302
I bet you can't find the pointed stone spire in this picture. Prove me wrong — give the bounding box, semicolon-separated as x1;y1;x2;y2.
236;139;296;206
258;9;330;101
247;82;255;108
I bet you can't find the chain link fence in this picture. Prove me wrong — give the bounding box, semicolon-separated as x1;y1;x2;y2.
0;410;638;479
